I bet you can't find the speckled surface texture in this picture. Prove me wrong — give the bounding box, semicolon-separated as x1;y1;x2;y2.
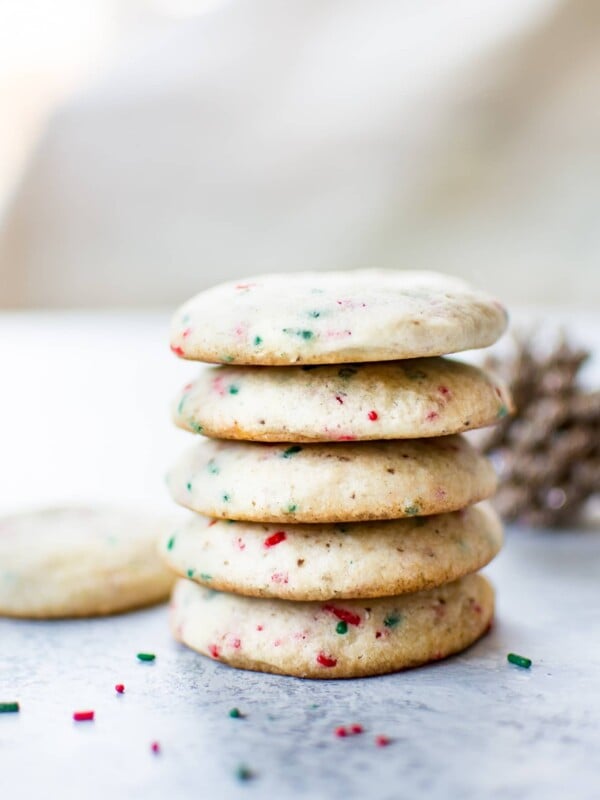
2;527;599;800
1;311;598;800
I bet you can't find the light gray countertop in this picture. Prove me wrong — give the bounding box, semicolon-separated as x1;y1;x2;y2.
2;526;599;800
1;311;598;799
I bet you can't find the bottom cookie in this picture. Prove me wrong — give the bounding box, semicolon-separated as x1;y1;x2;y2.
171;573;494;678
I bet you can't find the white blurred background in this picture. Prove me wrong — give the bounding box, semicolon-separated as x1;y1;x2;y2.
1;0;599;309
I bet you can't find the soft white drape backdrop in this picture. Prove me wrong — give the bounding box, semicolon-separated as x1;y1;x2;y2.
1;0;598;308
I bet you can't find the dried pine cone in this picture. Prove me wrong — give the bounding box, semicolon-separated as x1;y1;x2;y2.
481;334;599;528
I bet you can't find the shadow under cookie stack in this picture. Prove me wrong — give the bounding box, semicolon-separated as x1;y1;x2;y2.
162;271;512;678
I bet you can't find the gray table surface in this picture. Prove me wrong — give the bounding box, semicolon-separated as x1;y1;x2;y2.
2;526;599;800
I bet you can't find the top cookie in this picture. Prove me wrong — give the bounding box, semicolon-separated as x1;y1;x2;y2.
170;270;507;365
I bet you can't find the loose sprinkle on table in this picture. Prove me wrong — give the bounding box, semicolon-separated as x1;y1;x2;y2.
137;652;156;662
350;724;364;735
151;741;161;754
229;708;244;719
507;652;532;669
115;684;125;694
335;726;348;738
0;702;19;713
375;735;391;747
73;710;94;722
235;764;254;782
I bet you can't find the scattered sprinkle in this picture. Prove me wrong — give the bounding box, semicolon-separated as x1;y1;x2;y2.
316;652;337;668
235;764;254;782
186;481;193;492
286;503;298;513
229;385;239;395
403;504;420;516
264;531;286;548
384;614;401;628
151;741;160;754
335;726;348;738
375;735;391;747
282;445;302;458
507;652;532;669
166;536;176;551
199;572;213;581
73;710;94;722
222;493;231;502
323;605;361;626
350;724;363;735
0;702;19;713
368;410;379;421
189;421;203;433
253;336;263;346
137;652;156;662
170;344;184;357
187;568;195;578
336;621;348;635
115;684;125;694
229;708;243;719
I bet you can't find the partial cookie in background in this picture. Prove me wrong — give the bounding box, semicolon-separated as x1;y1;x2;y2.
0;507;176;618
160;503;503;600
167;436;497;523
170;270;507;365
174;358;513;442
171;573;494;678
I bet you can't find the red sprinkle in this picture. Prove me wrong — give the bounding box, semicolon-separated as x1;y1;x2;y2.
375;735;391;747
335;395;344;405
151;741;160;754
115;684;125;694
208;644;220;659
425;411;439;421
73;710;94;722
170;344;185;356
182;328;192;338
335;726;348;738
323;605;361;627
368;410;378;421
337;435;357;441
350;724;364;735
438;385;451;398
316;652;337;668
264;531;286;548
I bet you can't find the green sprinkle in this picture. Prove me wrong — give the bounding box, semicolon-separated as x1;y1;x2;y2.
336;621;348;635
187;568;195;578
207;459;220;475
286;503;297;513
497;405;508;418
199;573;212;581
222;493;231;502
0;702;19;713
229;385;239;395
235;764;254;782
229;707;243;718
189;420;204;433
282;445;302;458
384;614;401;628
186;481;193;492
253;336;263;346
282;328;314;340
166;536;176;551
507;653;532;669
403;504;420;516
137;653;156;662
177;395;187;414
307;310;321;318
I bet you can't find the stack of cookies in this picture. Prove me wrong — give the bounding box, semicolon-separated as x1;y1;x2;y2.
162;270;512;678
